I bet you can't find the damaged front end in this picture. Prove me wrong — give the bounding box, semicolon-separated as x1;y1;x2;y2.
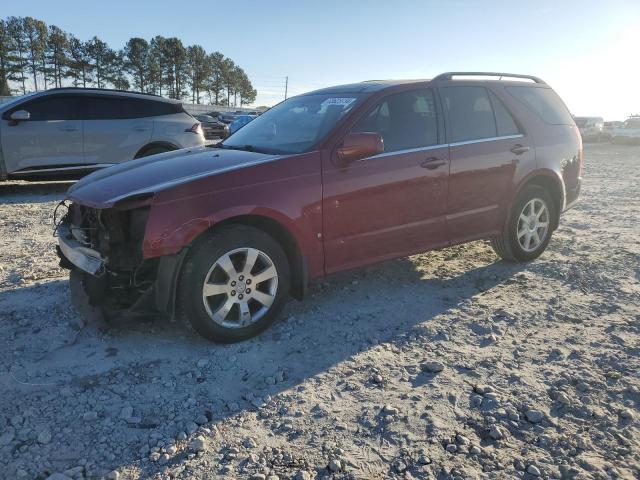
55;195;185;317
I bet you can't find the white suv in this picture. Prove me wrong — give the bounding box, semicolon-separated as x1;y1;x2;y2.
0;88;205;180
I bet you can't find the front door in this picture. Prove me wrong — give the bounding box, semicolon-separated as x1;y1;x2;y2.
440;85;535;242
0;94;83;173
322;88;449;273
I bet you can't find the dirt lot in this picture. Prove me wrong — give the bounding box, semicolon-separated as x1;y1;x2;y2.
0;144;638;480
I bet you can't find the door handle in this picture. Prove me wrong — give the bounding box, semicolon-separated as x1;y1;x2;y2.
134;126;150;132
510;144;530;155
59;126;78;132
421;157;446;170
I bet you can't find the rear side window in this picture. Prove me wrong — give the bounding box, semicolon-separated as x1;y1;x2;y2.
490;92;520;136
16;96;80;121
351;89;438;153
441;86;497;142
83;96;180;120
506;86;574;125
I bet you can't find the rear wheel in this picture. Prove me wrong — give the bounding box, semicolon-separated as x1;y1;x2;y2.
491;185;555;262
135;145;174;159
177;225;290;343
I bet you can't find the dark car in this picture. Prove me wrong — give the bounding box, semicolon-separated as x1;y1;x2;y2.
219;112;238;124
195;114;229;139
56;72;582;343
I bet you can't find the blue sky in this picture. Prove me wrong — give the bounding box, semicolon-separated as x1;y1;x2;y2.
5;0;640;119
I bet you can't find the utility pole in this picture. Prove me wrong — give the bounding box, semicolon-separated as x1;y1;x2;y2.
284;76;288;100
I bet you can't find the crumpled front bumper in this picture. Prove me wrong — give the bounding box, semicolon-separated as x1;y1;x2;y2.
57;223;105;276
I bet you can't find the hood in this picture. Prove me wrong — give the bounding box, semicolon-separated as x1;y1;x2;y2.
67;146;280;208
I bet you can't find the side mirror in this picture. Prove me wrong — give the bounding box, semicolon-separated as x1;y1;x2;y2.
337;132;384;164
9;110;30;124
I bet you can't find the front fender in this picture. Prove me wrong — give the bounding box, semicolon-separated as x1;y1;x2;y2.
142;204;309;260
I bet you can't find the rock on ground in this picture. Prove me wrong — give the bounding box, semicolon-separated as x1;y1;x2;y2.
0;146;639;479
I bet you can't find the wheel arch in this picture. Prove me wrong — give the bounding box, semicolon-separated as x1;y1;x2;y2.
134;141;179;159
182;213;307;301
513;170;565;230
218;215;306;300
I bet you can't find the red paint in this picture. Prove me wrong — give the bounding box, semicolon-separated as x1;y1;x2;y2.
67;79;581;283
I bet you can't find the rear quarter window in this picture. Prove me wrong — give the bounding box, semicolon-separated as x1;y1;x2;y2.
506;86;574;125
83;96;181;120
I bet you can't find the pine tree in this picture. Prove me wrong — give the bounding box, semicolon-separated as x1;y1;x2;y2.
124;37;149;92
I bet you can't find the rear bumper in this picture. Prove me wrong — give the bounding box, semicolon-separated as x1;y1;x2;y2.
57;224;104;275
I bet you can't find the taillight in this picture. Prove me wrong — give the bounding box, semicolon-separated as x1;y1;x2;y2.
187;123;203;136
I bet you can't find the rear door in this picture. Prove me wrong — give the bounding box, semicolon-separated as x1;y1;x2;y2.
322;88;449;273
0;94;83;173
81;95;153;165
440;85;534;243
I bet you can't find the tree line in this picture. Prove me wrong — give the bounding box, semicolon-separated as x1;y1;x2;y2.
0;16;257;106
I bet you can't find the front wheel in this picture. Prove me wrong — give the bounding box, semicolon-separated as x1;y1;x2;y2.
491;185;555;262
177;225;290;343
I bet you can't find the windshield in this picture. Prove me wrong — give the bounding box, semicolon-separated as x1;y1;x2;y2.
625;118;640;129
221;93;362;154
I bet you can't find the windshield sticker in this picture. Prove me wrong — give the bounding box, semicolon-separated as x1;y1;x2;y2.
321;97;356;108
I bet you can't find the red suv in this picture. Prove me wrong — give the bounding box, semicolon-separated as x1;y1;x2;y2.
56;72;582;343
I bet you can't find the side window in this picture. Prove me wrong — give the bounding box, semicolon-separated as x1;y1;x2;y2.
132;99;180;117
505;86;574;125
19;96;80;121
351;89;438;153
83;96;140;120
441;86;497;142
490;92;520;136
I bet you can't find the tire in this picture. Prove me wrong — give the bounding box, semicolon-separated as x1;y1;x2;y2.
177;225;290;343
135;145;174;159
491;185;556;262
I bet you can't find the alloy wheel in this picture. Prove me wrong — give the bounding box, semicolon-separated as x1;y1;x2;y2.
202;247;278;328
516;198;550;252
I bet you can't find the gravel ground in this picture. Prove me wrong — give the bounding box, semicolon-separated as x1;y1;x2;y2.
0;144;638;480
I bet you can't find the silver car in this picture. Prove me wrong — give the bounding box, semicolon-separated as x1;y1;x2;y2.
0;88;205;180
574;116;604;142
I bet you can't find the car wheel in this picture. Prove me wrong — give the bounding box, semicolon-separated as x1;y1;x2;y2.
177;225;290;343
491;185;555;262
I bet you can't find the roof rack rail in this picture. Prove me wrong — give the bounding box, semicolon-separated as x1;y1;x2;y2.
45;87;165;98
432;72;546;84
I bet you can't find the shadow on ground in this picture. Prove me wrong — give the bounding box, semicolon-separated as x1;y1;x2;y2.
1;252;526;477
